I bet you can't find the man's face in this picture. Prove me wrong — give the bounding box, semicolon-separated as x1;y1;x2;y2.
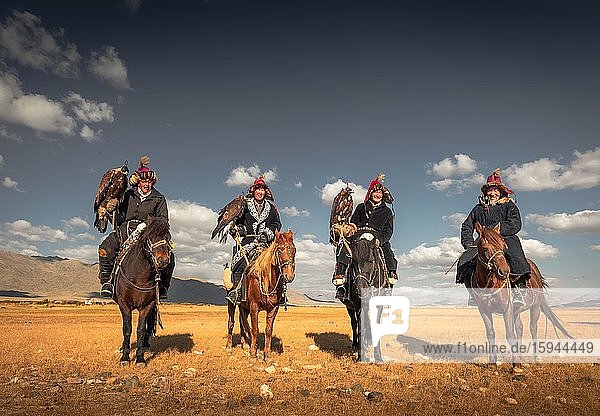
371;189;383;204
254;187;266;202
486;187;501;204
138;179;152;194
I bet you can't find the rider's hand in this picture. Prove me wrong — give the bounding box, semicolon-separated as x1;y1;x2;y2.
229;224;246;237
258;232;269;245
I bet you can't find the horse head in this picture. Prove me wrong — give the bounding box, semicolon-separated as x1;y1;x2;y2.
350;227;385;289
475;222;510;281
274;230;296;283
140;217;173;272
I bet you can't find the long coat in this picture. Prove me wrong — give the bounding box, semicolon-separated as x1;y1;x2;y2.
116;188;169;226
460;198;530;275
231;197;282;272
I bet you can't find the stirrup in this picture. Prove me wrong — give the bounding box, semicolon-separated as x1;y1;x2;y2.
512;288;525;308
335;286;347;301
226;289;239;304
467;294;478;306
387;272;398;285
332;275;346;286
100;282;113;298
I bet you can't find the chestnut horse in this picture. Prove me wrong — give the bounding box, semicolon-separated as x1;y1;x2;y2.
466;222;571;366
113;218;174;367
226;230;296;360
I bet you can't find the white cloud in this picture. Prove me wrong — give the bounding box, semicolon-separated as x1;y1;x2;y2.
320;179;367;205
87;46;131;90
0;125;22;142
0;153;4;167
0;10;80;78
442;212;467;230
521;238;559;259
302;234;317;239
293;236;335;290
62;217;90;229
225;165;278;187
589;245;600;252
54;244;98;263
428;173;484;194
428;154;478;178
294;181;302;189
397;236;463;270
0;239;40;256
503;148;600;191
124;0;143;15
527;210;600;233
64;92;114;123
0;71;76;135
2;219;67;242
281;206;310;218
79;125;102;143
2;176;24;192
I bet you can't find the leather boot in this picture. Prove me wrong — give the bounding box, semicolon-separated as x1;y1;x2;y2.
512;276;527;309
98;255;114;298
226;272;243;304
332;262;347;286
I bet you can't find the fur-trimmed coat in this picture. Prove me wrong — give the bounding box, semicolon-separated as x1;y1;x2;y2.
116;188;169;226
460;197;530;275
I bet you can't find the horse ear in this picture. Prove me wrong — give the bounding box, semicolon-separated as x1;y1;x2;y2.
275;229;280;237
493;223;501;233
475;222;483;236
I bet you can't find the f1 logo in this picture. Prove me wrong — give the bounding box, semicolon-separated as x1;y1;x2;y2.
369;296;410;346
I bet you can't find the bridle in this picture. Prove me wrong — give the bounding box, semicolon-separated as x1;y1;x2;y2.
477;248;507;278
145;237;173;273
274;243;295;283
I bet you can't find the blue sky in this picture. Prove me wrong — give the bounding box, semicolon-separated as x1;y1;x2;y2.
0;0;599;292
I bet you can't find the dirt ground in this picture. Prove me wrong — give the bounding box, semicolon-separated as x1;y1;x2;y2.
0;302;598;415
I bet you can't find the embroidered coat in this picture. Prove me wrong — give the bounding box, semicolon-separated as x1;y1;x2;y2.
460;198;530;275
231;197;282;270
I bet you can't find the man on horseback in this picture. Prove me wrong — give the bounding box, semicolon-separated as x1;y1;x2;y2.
98;156;174;300
226;176;282;304
332;173;398;300
457;168;530;308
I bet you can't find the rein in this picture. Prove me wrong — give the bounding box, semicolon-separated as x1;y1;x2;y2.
258;243;295;296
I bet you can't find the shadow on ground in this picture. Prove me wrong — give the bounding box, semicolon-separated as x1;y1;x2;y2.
306;331;353;357
0;290;39;298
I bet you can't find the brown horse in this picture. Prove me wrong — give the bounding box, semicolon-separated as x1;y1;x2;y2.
113;218;174;367
466;222;571;366
226;230;296;360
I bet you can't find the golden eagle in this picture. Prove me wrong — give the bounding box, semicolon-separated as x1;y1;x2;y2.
211;194;246;243
329;186;355;243
94;161;129;233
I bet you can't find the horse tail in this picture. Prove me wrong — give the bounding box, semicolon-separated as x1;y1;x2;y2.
540;295;573;340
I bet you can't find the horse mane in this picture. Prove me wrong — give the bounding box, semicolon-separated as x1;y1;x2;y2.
480;225;505;250
248;231;293;280
135;219;170;247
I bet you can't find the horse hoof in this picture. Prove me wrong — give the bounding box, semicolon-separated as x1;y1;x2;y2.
512;366;524;374
119;360;130;366
135;361;147;368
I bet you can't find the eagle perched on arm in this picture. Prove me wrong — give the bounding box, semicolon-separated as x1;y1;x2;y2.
94;161;129;233
329;186;355;244
211;194;246;243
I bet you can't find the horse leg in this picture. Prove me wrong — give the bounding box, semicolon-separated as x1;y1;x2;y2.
263;305;279;360
226;300;235;350
502;310;519;368
239;305;252;349
346;306;359;357
513;312;524;369
143;304;155;351
135;303;154;367
249;302;260;358
118;303;132;364
529;304;541;362
478;308;496;364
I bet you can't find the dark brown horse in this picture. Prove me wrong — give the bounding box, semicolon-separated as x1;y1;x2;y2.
466;222;571;366
113;218;173;367
342;227;391;362
226;230;296;360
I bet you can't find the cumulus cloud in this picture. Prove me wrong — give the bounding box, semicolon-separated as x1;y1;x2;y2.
53;244;98;263
0;153;4;167
589;245;600;252
62;217;89;229
0;71;76;135
503;148;600;191
294;181;303;189
79;125;102;143
428;173;485;194
320;179;367;205
527;210;600;233
292;236;335;290
0;238;41;256
428;154;478;178
442;212;467;230
225;165;278;187
87;46;131;90
0;10;81;78
2;219;67;242
397;236;463;270
281;206;310;218
521;238;559;259
2;176;24;192
0;125;22;142
64;93;114;123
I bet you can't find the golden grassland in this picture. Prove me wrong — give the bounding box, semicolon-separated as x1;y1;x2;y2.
0;302;598;416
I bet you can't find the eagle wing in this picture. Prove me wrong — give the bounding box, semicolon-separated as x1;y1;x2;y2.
94;167;128;233
211;194;246;243
329;186;353;243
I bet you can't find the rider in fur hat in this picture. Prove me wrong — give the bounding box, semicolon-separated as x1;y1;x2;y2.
332;173;398;299
226;176;282;304
457;168;530;308
98;156;174;300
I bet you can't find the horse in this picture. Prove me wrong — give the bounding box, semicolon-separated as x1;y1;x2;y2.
226;230;296;360
466;222;571;366
113;217;174;367
342;227;391;362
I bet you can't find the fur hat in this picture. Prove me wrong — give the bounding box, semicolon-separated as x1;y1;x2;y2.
129;156;157;187
247;176;274;201
365;173;394;204
481;168;513;196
